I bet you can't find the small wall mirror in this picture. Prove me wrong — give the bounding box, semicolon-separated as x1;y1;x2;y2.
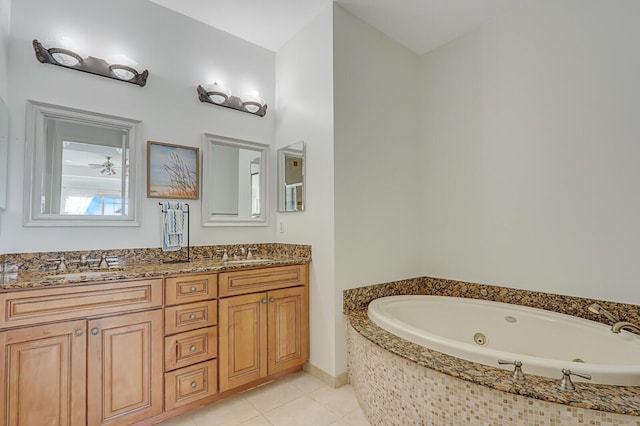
277;141;305;212
24;101;141;226
201;133;268;226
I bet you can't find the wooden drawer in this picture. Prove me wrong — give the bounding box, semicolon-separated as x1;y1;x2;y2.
165;273;217;306
164;360;217;410
0;279;163;329
218;264;307;297
165;326;217;371
165;301;217;335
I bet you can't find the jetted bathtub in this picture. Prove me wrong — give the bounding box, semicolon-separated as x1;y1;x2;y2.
368;295;640;385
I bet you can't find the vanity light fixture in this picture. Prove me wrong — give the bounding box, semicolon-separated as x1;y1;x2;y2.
197;84;267;117
32;39;149;87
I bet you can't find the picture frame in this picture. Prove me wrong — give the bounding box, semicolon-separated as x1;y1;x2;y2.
147;141;199;199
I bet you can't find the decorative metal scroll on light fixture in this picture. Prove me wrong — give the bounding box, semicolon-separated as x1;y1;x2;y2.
197;84;267;117
32;39;149;87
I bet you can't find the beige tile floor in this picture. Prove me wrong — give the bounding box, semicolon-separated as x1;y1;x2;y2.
159;371;371;426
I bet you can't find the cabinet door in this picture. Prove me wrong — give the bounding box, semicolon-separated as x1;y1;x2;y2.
218;293;267;392
87;310;163;426
267;286;309;375
0;320;87;426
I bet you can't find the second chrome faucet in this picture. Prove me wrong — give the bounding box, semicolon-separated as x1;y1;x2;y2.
587;303;640;335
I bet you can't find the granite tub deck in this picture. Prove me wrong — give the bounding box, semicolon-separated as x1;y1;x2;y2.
343;277;640;418
1;243;311;290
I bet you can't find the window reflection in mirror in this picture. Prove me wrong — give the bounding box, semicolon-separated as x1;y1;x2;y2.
202;133;268;226
277;141;305;212
25;101;140;226
44;120;129;216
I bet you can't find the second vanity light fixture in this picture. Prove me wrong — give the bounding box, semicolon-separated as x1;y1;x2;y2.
197;83;267;117
32;39;149;87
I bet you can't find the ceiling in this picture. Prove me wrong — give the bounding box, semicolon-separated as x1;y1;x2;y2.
148;0;528;54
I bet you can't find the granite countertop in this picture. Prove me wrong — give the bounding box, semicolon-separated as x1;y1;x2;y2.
344;277;640;417
1;255;310;291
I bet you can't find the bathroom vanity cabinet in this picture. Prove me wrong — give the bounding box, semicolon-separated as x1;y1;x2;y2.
0;278;164;426
218;264;309;392
0;262;309;425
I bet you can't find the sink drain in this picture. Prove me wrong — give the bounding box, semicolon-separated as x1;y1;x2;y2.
572;358;585;363
473;332;488;346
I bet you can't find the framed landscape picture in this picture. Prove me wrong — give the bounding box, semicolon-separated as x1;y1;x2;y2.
147;141;199;199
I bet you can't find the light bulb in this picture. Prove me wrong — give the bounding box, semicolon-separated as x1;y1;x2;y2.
110;65;137;80
204;82;232;104
46;37;84;66
107;54;140;80
242;91;264;113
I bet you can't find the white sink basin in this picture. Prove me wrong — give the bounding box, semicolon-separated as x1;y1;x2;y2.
224;258;272;265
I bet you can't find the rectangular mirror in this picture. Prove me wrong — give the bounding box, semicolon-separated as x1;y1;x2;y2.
24;101;141;226
201;133;268;226
277;141;305;212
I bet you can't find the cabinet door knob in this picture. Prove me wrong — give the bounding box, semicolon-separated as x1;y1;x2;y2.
189;313;197;320
261;299;267;304
269;297;275;303
190;381;197;389
190;286;197;292
75;329;84;337
190;345;197;353
91;328;100;335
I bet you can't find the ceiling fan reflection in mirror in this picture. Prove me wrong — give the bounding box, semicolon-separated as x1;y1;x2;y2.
89;156;118;176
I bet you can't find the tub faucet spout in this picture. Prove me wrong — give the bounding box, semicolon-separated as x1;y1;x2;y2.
611;321;640;334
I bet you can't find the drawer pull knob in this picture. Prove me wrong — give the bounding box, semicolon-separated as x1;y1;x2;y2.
190;381;197;389
190;286;197;292
190;345;197;353
261;299;267;304
269;297;275;303
91;328;100;335
189;313;197;320
75;329;84;337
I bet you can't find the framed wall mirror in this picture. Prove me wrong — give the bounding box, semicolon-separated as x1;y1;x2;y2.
24;100;141;226
277;141;305;212
201;133;268;226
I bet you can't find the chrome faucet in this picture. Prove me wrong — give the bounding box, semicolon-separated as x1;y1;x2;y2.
47;256;69;272
558;368;591;392
216;249;229;261
498;360;525;382
611;321;640;334
587;303;619;324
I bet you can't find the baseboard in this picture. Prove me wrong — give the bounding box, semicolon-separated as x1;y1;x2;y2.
303;362;349;388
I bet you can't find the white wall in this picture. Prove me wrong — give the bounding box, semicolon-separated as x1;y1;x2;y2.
333;6;423;374
0;0;9;233
274;7;336;376
0;0;9;100
2;0;276;253
420;0;640;304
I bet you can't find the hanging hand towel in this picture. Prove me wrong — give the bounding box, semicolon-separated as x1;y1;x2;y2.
161;201;185;251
